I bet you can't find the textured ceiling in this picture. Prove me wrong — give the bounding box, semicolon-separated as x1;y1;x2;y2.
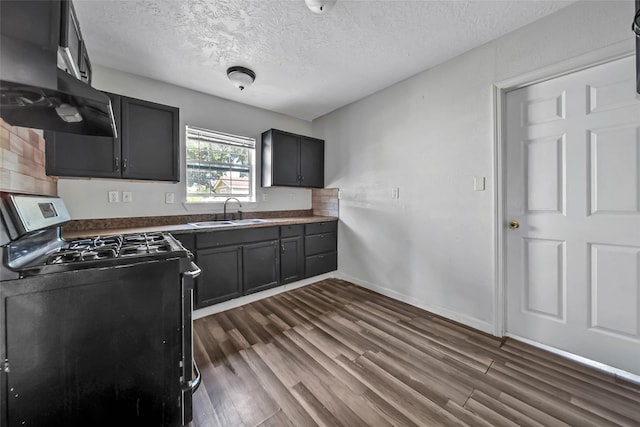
74;0;577;121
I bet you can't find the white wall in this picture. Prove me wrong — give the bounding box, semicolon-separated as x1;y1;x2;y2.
58;66;313;219
313;1;635;333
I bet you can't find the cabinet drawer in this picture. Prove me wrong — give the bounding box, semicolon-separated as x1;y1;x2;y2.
280;224;304;237
305;232;337;256
197;226;279;249
305;252;337;278
305;221;337;235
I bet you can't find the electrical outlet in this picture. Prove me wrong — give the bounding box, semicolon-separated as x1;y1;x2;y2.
391;187;400;199
122;191;133;203
108;191;119;203
337;190;343;200
165;192;175;204
474;176;486;191
262;193;268;202
289;193;296;201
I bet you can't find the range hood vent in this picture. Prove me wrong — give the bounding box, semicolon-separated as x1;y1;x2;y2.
1;68;117;138
0;2;116;138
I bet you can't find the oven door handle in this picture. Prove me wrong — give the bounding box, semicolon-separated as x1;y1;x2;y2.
183;261;201;279
183;359;201;392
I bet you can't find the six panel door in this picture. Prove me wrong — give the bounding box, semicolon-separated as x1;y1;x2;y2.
505;56;640;376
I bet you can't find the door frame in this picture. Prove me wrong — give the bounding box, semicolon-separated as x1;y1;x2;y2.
492;39;635;338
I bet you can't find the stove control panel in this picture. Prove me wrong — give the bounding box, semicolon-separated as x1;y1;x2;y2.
6;194;71;236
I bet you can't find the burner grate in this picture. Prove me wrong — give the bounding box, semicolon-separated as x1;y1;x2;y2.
45;233;177;265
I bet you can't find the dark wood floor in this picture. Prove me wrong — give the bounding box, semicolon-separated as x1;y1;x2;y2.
191;278;640;427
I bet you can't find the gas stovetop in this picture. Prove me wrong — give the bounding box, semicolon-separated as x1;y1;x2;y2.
5;231;190;278
0;193;191;280
48;233;177;265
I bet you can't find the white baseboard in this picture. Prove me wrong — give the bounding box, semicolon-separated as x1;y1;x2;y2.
507;334;640;386
193;272;335;319
335;272;495;335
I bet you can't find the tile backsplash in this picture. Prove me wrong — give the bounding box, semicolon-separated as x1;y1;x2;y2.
0;119;57;196
312;188;339;217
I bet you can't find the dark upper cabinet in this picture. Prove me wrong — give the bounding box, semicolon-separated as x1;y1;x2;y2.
45;93;179;181
299;136;324;188
120;97;179;181
45;92;121;178
262;129;324;188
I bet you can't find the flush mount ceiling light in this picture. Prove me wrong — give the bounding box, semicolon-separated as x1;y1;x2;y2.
304;0;337;14
226;66;256;91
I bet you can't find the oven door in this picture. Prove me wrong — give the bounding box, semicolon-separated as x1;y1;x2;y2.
0;259;183;427
180;260;201;426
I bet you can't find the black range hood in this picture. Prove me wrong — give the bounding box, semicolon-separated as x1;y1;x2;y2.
0;1;116;137
1;69;117;138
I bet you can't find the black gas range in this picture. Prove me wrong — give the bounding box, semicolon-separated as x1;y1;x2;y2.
0;192;200;427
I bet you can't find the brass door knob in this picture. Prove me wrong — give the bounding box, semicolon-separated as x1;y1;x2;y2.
509;220;520;229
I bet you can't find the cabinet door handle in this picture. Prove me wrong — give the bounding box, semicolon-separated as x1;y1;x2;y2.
114;157;120;172
122;158;128;171
300;175;304;182
281;244;285;254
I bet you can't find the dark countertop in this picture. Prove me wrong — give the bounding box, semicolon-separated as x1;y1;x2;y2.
63;216;338;239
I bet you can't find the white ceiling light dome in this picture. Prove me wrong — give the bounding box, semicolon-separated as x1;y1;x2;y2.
304;0;337;14
226;66;256;91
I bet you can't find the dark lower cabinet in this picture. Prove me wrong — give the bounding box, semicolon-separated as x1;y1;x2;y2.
174;221;337;310
305;252;338;278
280;236;304;284
243;240;279;294
195;245;242;308
304;221;338;278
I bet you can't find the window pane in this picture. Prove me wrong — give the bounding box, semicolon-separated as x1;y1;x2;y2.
186;127;255;201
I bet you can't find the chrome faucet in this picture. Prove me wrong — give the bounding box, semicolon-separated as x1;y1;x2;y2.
223;197;242;220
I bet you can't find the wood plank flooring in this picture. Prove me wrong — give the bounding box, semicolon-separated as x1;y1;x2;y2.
191;279;640;426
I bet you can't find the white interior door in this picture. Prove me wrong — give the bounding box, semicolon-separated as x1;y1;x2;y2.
505;56;640;376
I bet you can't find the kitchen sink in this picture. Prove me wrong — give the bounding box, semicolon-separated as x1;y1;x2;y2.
189;221;234;228
188;219;268;228
230;219;268;224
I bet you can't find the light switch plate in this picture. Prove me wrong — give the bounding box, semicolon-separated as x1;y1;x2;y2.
122;191;133;203
108;191;119;203
474;177;486;191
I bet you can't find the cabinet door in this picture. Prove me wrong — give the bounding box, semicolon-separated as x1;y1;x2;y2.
45;93;121;178
271;130;301;186
280;236;304;285
196;245;242;308
243;240;279;294
305;252;337;278
120;97;179;181
299;136;324;188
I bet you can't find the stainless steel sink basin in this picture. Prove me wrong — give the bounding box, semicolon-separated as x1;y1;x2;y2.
188;219;268;228
189;221;234;228
230;219;268;224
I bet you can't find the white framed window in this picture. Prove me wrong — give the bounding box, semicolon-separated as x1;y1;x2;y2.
185;126;256;202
